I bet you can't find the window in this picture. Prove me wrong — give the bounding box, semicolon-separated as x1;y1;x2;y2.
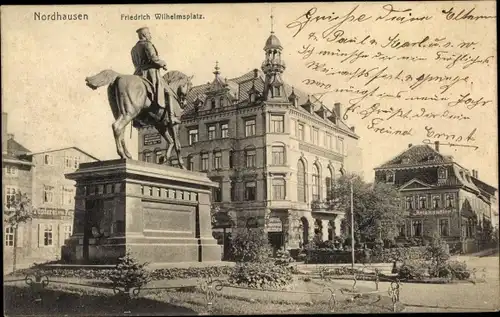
398;223;406;237
245;181;256;201
229;150;234;168
245;119;256;137
201;152;209;171
272;178;286;200
5;187;17;205
405;196;414;210
155;150;165;164
219;96;224;107
221;123;229;138
385;171;395;183
62;187;74;205
412;220;423;237
432;195;441;209
298;123;305;141
6;165;18;176
213;151;222;169
312;164;320;201
63;225;72;240
438;167;448;179
245;148;256;168
210;98;215;109
270;115;284;133
65;156;73;168
208;125;216;140
230;181;236;201
445;193;455;208
297;160;306;202
312;128;319;145
188;128;199;145
5;227;14;247
212;181;222;202
272;146;285;165
144;151;152;163
466;219;474;238
74;157;80;168
44;224;53;246
326;168;334;200
187;155;194;171
418;196;427;209
325;134;331;148
273;86;281;97
439;219;449;237
44;154;53;165
44;185;54;203
338;137;344;155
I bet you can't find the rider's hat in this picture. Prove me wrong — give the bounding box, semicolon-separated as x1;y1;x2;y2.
136;27;149;34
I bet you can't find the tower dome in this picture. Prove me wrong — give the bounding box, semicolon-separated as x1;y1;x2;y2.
264;33;282;50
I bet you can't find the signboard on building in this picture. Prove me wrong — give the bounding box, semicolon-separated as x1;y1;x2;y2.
411;209;453;216
268;217;283;232
33;208;74;220
144;133;161;145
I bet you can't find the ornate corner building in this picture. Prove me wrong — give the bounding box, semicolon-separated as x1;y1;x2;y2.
137;31;363;252
374;142;497;253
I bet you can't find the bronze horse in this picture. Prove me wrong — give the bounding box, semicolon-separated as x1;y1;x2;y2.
85;69;193;169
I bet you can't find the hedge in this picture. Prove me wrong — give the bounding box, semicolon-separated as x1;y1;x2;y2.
305;246;428;264
11;265;234;281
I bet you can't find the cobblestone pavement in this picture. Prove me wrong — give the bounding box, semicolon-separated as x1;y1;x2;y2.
330;254;499;312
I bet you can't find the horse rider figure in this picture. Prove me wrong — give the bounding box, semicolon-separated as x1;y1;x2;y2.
131;27;179;125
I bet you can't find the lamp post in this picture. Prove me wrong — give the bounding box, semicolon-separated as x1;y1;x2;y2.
350;178;355;270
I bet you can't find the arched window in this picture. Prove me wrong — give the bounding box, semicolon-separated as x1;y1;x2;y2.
326;167;334;200
210;98;215;109
219;96;224;107
312;164;320;201
297;160;306;202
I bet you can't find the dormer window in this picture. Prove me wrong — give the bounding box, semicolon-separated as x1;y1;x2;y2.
219;96;224;107
401;156;410;164
250;92;256;103
273;86;281;97
385;171;395;183
438;167;448;179
210;98;215;109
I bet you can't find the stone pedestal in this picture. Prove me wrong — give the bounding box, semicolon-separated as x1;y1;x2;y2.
62;159;221;264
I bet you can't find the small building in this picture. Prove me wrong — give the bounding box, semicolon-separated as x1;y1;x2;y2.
374;142;497;253
137;31;363;254
2;112;100;270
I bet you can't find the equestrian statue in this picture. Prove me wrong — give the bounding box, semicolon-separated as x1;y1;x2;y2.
85;27;192;169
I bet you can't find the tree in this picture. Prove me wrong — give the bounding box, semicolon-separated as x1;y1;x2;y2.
328;173;404;244
4;190;35;272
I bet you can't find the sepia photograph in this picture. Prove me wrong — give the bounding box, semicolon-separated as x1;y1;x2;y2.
2;1;498;315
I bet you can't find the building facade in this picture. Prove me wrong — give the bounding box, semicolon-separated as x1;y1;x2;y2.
3;112;100;270
374;142;497;253
137;32;363;252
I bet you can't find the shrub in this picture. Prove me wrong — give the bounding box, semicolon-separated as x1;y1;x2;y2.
107;252;151;292
370;246;427;263
274;248;295;267
446;260;471;280
425;236;450;274
230;228;272;263
229;261;293;289
322;240;337;250
397;260;428;280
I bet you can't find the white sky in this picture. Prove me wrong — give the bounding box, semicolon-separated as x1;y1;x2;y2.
1;3;498;186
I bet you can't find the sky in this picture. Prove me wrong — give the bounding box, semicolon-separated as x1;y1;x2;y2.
1;3;498;186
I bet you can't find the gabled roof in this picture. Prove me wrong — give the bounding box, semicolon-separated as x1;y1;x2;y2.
471;176;497;196
27;146;100;161
375;145;453;169
399;178;434;191
182;69;357;138
7;138;31;155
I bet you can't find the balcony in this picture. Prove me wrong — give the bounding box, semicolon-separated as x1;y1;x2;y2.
311;199;345;215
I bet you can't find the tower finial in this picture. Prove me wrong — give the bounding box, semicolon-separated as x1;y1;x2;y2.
214;61;220;76
270;7;274;34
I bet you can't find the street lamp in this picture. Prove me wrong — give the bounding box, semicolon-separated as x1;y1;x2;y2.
350;177;355;269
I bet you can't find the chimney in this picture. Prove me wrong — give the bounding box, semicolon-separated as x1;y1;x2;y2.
408;143;413;148
334;102;342;118
350;126;355;133
434;141;440;152
253;69;259;78
2;112;7;154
